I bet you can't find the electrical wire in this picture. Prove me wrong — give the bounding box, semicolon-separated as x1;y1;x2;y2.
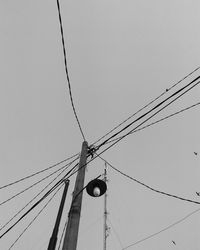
92;67;200;146
87;79;200;170
68;79;200;181
96;76;200;150
56;0;86;141
4;81;199;243
0;176;66;239
8;183;63;250
0;157;79;207
104;101;200;145
6;69;198;246
53;77;200;183
122;207;200;249
108;218;124;249
97;154;200;205
0;153;79;190
0;158;78;232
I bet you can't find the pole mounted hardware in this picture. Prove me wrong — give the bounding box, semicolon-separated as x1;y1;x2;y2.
86;179;107;197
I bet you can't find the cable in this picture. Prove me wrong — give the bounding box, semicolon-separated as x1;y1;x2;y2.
8;183;63;250
93;67;200;146
96;76;200;149
87;79;200;170
0;175;66;239
108;218;124;249
97;154;200;205
105;101;200;145
0;157;79;207
56;0;86;141
67;79;200;181
122;207;200;249
59;78;200;182
0;158;78;232
0;153;79;190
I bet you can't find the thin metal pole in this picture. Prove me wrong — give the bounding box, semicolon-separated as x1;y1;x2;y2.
48;179;69;250
62;141;88;250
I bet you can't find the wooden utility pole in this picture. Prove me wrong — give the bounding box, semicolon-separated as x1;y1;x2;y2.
62;141;88;250
48;179;69;250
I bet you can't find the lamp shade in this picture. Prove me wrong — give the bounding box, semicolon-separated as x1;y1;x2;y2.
86;179;107;197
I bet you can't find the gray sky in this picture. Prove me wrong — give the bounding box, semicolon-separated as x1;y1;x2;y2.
0;0;200;249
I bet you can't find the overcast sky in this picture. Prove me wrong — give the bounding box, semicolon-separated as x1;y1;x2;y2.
0;0;200;249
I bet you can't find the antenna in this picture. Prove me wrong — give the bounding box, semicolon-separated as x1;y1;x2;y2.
103;163;109;250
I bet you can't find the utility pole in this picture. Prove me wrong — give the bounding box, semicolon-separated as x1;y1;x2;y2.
48;179;69;250
103;163;109;250
62;141;88;250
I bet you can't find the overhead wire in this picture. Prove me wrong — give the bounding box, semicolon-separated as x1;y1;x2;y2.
8;67;197;246
92;66;200;146
0;151;102;239
108;218;124;249
87;79;200;168
122;207;200;249
5;83;199;239
8;183;63;250
0;175;68;239
68;78;200;181
0;153;79;190
0;158;78;233
56;0;86;141
104;101;200;145
96;75;200;150
97;154;200;205
0;156;79;207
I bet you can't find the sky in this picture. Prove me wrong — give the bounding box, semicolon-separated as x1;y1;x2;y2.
0;0;200;249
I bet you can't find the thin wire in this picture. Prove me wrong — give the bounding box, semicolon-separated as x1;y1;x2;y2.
96;76;200;150
57;217;68;250
64;78;200;181
0;176;66;239
8;183;63;250
56;0;86;141
97;154;200;205
0;153;79;190
93;67;200;146
122;207;200;249
0;158;78;232
108;218;124;249
0;157;79;207
68;79;200;181
90;79;200;170
105;102;200;145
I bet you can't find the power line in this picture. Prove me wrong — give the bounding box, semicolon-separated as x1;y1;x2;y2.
60;78;200;181
108;218;124;249
0;153;79;190
96;76;200;150
0;158;78;232
97;154;200;205
89;79;200;169
104;101;200;145
8;183;63;250
122;207;200;249
67;79;200;184
56;0;86;141
0;158;78;207
0;176;67;239
92;67;200;146
65;78;200;181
